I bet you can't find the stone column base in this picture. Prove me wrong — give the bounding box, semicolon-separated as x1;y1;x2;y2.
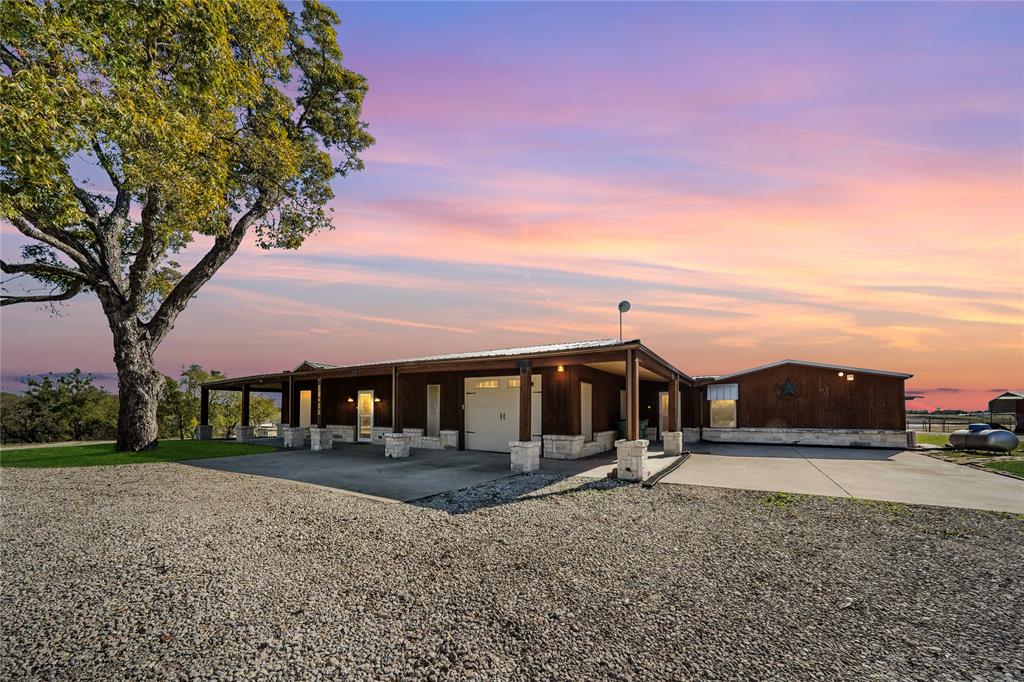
615;439;650;482
236;425;255;442
403;428;424;448
385;433;412;458
310;427;333;451
543;434;586;459
645;426;659;443
510;441;541;472
328;424;355;443
276;423;288;438
440;430;459;449
663;431;683;456
195;425;213;441
282;427;305;448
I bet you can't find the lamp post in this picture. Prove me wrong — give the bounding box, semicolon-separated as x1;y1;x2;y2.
618;300;630;341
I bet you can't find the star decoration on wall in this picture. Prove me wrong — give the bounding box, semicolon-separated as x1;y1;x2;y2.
775;378;801;400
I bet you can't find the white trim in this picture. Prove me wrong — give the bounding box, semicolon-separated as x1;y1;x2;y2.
708;359;912;382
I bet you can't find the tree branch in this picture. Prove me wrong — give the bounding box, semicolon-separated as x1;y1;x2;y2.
9;216;98;276
127;187;160;311
0;281;84;307
0;259;93;283
144;199;266;346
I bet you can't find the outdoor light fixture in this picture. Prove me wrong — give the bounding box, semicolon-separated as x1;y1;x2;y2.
838;371;844;377
847;374;855;381
557;365;565;373
347;397;354;403
374;397;381;402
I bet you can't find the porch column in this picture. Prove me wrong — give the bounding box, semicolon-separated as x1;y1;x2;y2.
200;386;210;426
517;360;532;442
317;378;326;428
288;375;297;427
196;386;213;440
626;350;640;440
392;367;400;432
667;375;679;432
241;384;251;427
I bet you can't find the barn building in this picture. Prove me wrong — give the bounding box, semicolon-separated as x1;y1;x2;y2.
199;339;914;460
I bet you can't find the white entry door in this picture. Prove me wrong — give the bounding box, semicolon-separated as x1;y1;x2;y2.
658;391;670;440
464;375;541;453
580;381;593;441
426;384;441;437
357;390;374;442
299;390;312;427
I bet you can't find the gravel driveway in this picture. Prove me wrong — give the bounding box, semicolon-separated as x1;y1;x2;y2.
2;464;1022;680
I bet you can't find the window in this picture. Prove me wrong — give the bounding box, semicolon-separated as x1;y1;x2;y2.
710;400;737;428
507;378;520;388
473;379;500;389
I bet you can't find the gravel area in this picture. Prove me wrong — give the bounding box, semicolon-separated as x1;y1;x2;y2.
2;464;1023;680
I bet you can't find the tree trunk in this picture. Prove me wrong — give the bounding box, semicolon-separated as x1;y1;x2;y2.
112;327;162;452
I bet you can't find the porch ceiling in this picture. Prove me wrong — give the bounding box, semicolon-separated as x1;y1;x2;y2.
585;361;666;382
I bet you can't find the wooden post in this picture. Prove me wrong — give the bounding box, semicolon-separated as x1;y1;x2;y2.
241;384;251;427
518;360;532;442
288;375;296;427
626;350;640;440
317;378;326;428
200;386;210;426
668;375;679;432
391;366;399;431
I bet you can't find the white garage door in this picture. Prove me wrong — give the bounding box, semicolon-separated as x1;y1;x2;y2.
464;375;541;453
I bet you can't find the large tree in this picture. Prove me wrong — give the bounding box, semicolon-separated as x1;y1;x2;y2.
0;1;373;450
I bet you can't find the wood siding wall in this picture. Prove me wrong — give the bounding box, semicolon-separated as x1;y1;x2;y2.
702;364;906;430
303;375;394;428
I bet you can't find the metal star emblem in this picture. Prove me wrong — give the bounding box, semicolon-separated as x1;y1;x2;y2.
776;378;800;400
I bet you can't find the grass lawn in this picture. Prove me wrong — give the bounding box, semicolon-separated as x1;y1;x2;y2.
986;460;1024;477
0;440;279;469
915;432;952;447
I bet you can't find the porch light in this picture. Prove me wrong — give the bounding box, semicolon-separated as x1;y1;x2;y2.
347;397;354;403
374;397;381;402
838;371;844;377
847;374;855;381
557;365;565;373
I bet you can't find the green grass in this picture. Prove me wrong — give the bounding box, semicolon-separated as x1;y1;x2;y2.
985;460;1024;477
851;498;909;515
762;492;803;509
914;432;952;447
0;440;278;469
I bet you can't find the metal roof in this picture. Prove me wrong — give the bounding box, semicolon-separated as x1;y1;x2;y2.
205;339;681;389
704;359;913;382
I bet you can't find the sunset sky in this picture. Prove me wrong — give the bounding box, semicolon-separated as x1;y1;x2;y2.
2;2;1022;411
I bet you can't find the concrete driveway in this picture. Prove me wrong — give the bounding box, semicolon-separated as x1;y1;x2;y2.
186;443;622;503
662;443;1024;513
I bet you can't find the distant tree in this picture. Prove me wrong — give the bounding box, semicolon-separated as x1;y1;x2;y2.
157;375;191;441
3;370;117;442
213;392;279;438
1;1;373;451
0;392;32;443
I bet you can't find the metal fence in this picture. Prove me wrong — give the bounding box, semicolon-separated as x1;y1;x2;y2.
908;413;1017;433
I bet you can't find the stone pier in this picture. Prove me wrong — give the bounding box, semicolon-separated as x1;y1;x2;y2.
615;439;650;482
510;441;541;472
663;431;683;456
309;427;333;451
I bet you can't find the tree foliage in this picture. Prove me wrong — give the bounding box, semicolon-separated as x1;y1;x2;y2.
2;364;279;443
0;0;372;450
0;370;118;443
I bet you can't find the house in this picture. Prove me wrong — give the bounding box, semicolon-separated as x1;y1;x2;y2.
988;391;1024;433
988;391;1023;414
199;339;914;455
695;360;912;448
